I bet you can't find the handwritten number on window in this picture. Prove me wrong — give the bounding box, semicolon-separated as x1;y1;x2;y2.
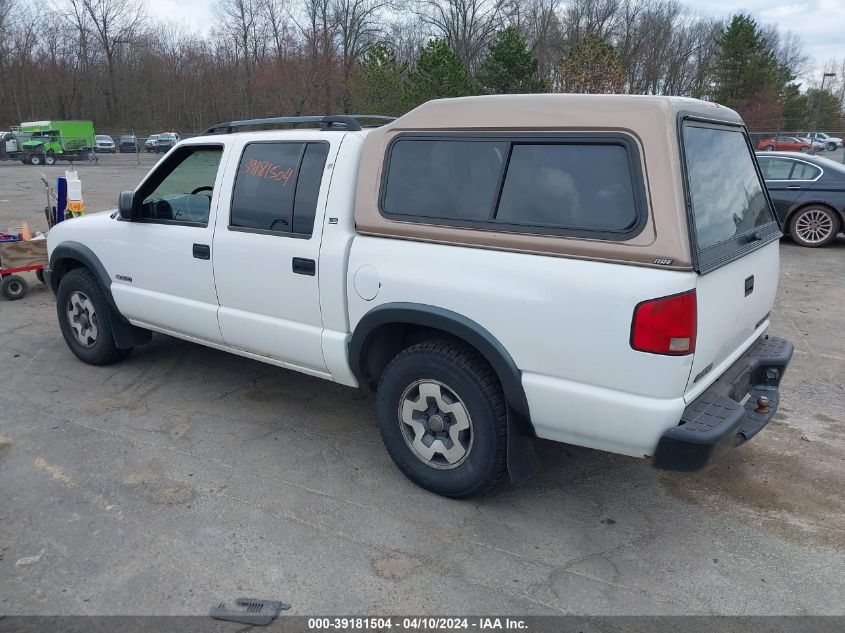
242;158;294;185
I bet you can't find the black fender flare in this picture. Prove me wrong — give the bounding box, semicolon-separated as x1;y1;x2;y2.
49;241;151;349
349;303;536;432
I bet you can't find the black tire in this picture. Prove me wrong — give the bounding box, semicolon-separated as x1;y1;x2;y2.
376;339;507;498
2;275;29;301
789;205;840;248
56;268;132;365
828;142;837;151
36;268;45;284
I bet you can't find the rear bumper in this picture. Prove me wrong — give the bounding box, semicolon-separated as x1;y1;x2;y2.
654;335;793;471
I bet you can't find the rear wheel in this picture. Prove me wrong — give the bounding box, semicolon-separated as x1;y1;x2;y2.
56;268;132;365
29;153;43;166
2;275;29;301
764;144;775;151
789;206;840;247
376;339;507;498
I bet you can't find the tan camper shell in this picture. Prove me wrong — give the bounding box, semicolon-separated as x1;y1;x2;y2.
355;94;749;271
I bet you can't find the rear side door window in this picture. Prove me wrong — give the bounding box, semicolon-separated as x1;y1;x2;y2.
229;141;329;236
789;161;821;181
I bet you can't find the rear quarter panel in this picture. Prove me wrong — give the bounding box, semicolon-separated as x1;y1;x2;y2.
348;237;698;457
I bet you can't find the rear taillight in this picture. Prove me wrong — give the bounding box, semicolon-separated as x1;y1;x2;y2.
630;290;697;355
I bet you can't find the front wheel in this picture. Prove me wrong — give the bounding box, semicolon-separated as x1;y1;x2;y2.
789;206;840;247
376;340;507;498
56;268;132;365
45;151;56;165
828;143;837;151
764;145;775;151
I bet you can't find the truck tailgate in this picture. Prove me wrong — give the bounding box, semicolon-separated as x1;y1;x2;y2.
688;239;779;393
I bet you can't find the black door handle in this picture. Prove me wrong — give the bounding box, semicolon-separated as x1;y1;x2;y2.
292;257;316;276
193;243;210;260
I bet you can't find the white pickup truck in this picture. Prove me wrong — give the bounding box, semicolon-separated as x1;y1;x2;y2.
46;95;793;497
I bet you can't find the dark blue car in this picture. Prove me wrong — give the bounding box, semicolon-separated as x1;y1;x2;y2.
757;151;845;247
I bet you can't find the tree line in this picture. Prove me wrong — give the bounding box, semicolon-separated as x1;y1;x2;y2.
0;0;843;134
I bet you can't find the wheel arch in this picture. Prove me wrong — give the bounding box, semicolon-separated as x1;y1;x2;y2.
785;201;844;234
50;241;150;349
349;303;534;435
50;241;115;305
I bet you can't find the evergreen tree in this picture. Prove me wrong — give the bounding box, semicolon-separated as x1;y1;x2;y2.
711;14;783;127
781;83;809;131
559;33;625;94
805;87;844;130
348;43;409;116
477;27;545;94
405;39;476;107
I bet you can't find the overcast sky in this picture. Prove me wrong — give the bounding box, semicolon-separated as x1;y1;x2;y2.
147;0;843;82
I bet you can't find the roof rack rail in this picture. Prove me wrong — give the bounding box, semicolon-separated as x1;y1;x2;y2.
202;115;396;136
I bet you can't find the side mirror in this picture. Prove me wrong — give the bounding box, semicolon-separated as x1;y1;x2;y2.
118;191;135;220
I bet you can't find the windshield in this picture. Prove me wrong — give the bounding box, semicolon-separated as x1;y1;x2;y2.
682;123;778;258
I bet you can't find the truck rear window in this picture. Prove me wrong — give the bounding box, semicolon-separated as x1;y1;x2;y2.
682;123;778;267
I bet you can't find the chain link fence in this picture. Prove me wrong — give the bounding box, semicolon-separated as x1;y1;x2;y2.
4;127;844;168
0;130;200;168
747;130;845;163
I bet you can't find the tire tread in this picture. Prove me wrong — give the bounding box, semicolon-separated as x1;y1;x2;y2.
57;268;131;365
378;338;507;497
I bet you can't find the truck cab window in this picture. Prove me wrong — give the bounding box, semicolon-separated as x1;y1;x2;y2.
230;141;329;236
138;146;223;226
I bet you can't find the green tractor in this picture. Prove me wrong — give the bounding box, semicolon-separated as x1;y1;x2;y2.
16;120;95;166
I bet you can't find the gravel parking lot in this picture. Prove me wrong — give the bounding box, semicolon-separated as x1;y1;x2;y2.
1;159;844;616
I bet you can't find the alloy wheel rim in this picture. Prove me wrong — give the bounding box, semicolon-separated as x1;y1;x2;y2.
795;210;834;244
66;291;99;348
398;380;473;469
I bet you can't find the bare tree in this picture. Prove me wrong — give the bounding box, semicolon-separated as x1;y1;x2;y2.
263;0;293;58
0;0;831;134
76;0;147;125
413;0;508;68
214;0;268;116
506;0;562;81
561;0;622;46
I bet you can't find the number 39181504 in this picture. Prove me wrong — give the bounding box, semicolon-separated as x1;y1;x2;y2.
242;158;294;185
